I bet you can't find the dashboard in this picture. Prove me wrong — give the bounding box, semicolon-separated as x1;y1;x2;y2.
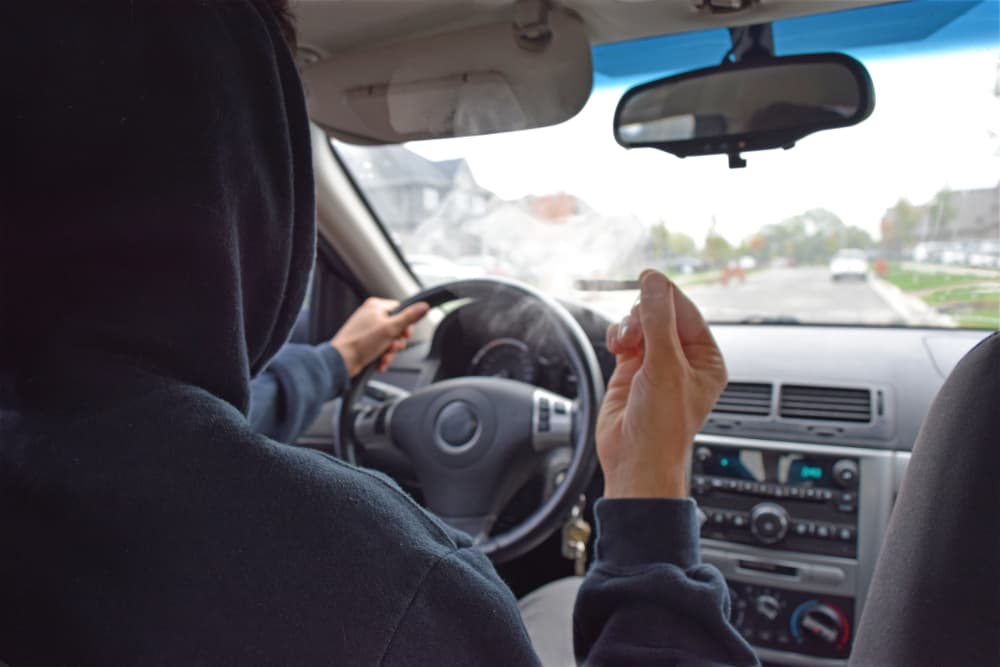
418;296;617;398
312;295;991;666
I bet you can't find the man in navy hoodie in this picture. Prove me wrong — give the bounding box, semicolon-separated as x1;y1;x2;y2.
250;297;428;443
0;1;758;665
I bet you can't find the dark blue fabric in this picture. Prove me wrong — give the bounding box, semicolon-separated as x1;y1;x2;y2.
249;343;349;443
0;1;753;664
575;500;760;666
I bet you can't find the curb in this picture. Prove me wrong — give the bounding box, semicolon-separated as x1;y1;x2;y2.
869;274;955;327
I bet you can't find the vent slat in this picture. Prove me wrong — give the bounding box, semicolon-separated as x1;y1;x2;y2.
717;398;771;407
713;382;772;416
782;398;869;408
779;385;871;423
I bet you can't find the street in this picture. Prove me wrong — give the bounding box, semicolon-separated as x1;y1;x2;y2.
576;267;907;326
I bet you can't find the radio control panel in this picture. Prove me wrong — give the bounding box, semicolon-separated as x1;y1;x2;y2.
691;445;859;558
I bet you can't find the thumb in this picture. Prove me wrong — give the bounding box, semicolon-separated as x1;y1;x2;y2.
637;270;685;382
387;301;430;336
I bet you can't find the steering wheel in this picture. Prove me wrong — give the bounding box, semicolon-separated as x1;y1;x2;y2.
336;278;604;563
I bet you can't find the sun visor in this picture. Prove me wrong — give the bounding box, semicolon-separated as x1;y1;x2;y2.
302;9;592;143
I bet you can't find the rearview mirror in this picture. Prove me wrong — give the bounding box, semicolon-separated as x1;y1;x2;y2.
614;54;874;167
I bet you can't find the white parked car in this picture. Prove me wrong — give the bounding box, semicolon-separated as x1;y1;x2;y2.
829;248;869;281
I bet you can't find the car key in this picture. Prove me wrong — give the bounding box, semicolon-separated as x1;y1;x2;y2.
561;494;592;576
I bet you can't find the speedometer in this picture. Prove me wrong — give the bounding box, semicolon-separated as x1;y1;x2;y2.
469;338;536;383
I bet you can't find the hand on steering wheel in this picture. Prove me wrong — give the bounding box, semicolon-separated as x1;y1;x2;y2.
337;278;603;564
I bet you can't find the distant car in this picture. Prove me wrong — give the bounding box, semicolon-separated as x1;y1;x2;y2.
829;248;869;281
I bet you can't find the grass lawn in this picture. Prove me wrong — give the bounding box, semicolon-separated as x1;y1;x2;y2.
957;306;1000;329
922;285;1000;305
883;264;1000;329
882;265;990;292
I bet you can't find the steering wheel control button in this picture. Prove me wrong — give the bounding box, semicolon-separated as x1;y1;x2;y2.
435;401;481;453
531;388;575;452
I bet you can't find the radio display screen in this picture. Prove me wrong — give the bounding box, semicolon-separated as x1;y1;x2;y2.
694;446;842;489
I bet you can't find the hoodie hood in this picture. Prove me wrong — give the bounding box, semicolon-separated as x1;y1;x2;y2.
2;1;315;414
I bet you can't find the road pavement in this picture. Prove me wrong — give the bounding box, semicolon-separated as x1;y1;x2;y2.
575;266;909;326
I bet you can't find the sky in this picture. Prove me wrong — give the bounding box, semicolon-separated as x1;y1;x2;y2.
407;45;1000;246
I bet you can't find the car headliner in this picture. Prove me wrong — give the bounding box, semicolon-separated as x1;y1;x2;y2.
593;0;998;87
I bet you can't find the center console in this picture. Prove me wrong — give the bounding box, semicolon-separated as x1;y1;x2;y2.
692;434;908;665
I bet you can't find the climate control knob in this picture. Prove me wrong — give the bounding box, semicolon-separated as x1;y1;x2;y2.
792;601;849;649
750;502;789;544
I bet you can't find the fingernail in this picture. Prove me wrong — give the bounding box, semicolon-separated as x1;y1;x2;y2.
617;317;629;341
641;271;668;297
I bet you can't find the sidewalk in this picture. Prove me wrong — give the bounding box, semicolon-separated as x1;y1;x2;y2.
869;274;955;327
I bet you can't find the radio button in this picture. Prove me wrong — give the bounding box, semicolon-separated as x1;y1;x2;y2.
711;512;727;526
711;478;724;490
750;503;789;544
789;487;802;498
739;481;753;493
725;480;738;491
833;458;859;488
821;489;834;501
838;527;854;541
793;521;810;537
804;488;818;500
837;492;857;513
692;475;708;495
815;524;831;539
731;513;749;529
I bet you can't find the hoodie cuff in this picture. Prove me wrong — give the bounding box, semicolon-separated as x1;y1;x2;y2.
315;343;350;399
593;498;701;570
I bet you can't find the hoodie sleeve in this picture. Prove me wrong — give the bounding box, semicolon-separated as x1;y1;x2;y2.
573;498;760;666
248;343;349;443
381;498;757;667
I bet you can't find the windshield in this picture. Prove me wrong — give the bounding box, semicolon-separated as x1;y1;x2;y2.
335;1;999;329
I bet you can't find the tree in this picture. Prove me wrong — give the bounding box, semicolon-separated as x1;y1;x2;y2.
844;226;874;250
645;222;698;260
668;231;697;256
748;208;867;265
881;198;923;258
647;222;671;258
926;188;957;241
704;233;734;266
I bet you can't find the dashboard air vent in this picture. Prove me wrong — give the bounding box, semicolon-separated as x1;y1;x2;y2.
713;382;773;416
779;385;872;423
